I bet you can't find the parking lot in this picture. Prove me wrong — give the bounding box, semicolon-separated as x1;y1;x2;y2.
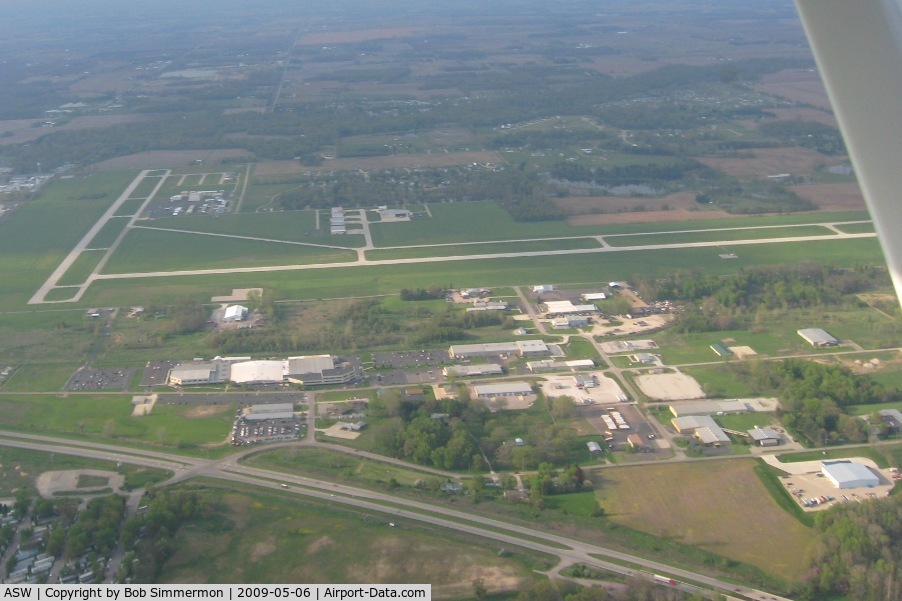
140;360;177;387
232;417;301;445
65;367;135;392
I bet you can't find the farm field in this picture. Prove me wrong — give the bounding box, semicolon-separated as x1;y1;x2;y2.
592;459;814;580
160;486;546;596
101;228;358;274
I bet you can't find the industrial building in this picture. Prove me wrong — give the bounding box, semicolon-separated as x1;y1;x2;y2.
448;340;549;359
671;415;731;445
533;285;554;293
587;441;602;453
223;305;248;322
473;382;533;398
543;300;599;316
821;461;880;489
748;427;782;446
669;400;749;417
797;328;840;347
581;293;607;302
551;316;590;329
442;364;503;377
167;360;229;386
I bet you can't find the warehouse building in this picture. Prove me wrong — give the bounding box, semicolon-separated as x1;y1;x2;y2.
543;301;599;316
581;293;607;302
245;403;295;421
442;364;503;377
230;360;285;384
748;427;782;446
669;400;749;417
448;340;549;359
798;328;840;347
821;461;880;489
229;355;361;386
223;305;248;322
551;316;590;329
473;382;533;398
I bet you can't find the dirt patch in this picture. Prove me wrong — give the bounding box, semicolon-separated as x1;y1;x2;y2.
211;288;263;303
321;423;361;440
92;149;254;171
790;182;866;212
185;405;230;419
729;346;757;358
635;372;705;401
593;314;673;337
35;469;124;497
307;535;334;554
697;147;831;177
255;151;502;176
250;536;277;561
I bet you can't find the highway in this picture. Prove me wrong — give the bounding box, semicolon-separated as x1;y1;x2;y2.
0;429;792;600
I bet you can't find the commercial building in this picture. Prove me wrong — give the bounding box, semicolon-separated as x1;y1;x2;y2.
245;403;295;421
821;461;880;489
798;328;840;347
167;360;229;386
533;285;554;293
581;293;607;302
551;316;589;329
229;355;361;386
473;382;533;398
223;305;248;322
671;415;731;445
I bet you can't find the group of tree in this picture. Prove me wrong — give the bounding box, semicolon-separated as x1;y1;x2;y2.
802;494;902;601
525;462;587;508
733;359;899;446
59;495;124;561
119;489;203;583
399;286;447;301
509;576;711;601
758;120;846;155
549;159;715;187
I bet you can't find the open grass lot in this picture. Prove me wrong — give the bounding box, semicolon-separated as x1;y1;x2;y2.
366;237;600;261
161;486;545;596
833;222;876;234
777;445;900;469
593;459;813;581
603;224;836;247
245;448;443;488
101;228;358;274
114;197;149;217
79;237;888;309
715;412;777;432
130;175;164;199
681;365;755;398
3;364;79;392
87;216;129;249
0;310;91;368
0;446;171;496
0;170;137;308
0;394;235;454
56;249;106;286
148;212;366;248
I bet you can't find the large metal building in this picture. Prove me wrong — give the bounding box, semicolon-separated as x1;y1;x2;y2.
821;461;880;489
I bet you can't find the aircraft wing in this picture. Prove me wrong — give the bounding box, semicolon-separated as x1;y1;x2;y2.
795;0;902;306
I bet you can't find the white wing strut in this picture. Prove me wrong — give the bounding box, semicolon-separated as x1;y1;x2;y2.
795;0;902;307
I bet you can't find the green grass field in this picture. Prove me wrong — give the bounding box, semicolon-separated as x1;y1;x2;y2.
114;197;148;216
833;222;875;234
160;485;545;596
56;250;106;286
681;365;756;398
593;459;814;581
366;237;600;260
78;237;887;310
603;225;837;247
101;228;358;274
0;394;235;454
0;170;137;308
87;216;129;249
147;212;366;248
